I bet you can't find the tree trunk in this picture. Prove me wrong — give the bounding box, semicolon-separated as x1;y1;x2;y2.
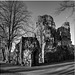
5;47;9;63
8;44;11;63
2;48;6;61
8;49;11;63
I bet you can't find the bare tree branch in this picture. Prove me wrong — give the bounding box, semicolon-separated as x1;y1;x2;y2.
55;1;75;16
0;1;32;59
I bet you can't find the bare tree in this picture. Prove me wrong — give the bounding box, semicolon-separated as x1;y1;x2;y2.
0;1;32;63
55;0;75;17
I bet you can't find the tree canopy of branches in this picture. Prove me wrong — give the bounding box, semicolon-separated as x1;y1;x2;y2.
55;0;75;17
0;1;31;62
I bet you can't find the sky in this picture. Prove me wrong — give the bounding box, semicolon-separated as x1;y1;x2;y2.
25;1;75;45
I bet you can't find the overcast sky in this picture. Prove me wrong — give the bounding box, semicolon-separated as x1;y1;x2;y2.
25;1;75;45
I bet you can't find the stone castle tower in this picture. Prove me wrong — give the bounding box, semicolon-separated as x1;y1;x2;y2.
57;21;72;46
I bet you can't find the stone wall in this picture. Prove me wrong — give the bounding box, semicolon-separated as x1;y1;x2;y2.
14;37;40;66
